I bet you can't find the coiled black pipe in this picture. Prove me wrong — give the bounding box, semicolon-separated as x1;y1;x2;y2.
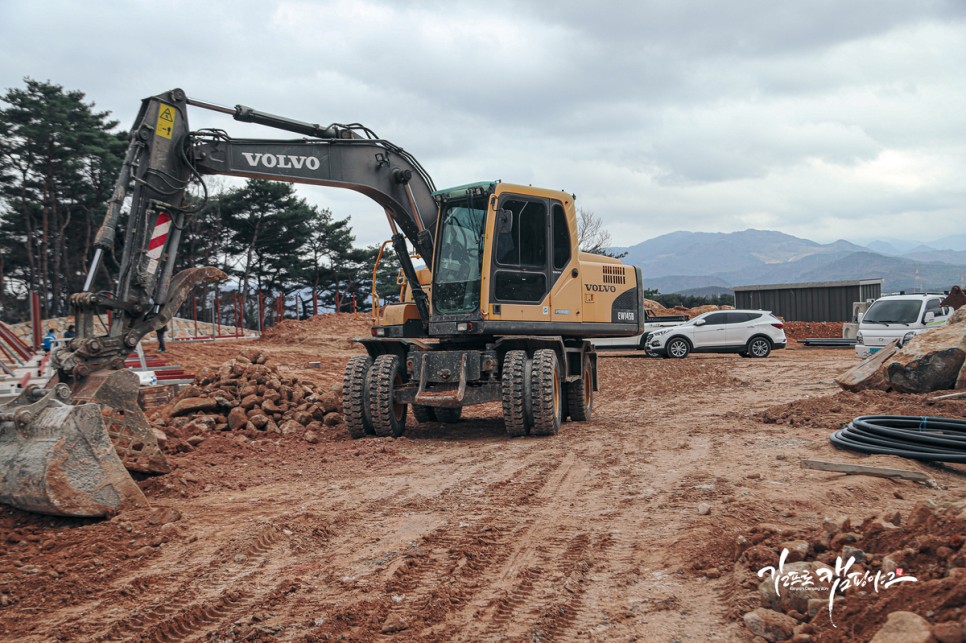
830;415;966;463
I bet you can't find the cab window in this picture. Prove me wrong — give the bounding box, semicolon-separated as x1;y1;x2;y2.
494;198;548;302
552;204;571;271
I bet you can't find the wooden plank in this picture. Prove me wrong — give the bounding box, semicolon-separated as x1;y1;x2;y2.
834;340;898;391
931;390;966;401
801;459;933;483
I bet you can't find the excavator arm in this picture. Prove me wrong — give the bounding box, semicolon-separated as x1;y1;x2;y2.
1;89;443;517
58;88;439;381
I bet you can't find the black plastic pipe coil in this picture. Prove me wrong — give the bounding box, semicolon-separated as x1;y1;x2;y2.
830;415;966;463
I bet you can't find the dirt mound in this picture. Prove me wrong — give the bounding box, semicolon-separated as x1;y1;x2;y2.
149;348;344;449
756;387;966;430
643;299;682;316
259;313;372;351
715;501;966;642
782;321;844;341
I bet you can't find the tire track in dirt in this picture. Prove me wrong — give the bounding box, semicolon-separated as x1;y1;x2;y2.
295;452;559;638
77;523;287;641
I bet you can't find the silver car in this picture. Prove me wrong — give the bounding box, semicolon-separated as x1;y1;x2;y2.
647;310;788;358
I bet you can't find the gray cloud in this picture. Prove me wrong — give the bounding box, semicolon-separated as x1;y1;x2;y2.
1;0;964;247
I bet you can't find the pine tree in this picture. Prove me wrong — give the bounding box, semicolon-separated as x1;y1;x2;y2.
0;78;125;319
219;179;314;325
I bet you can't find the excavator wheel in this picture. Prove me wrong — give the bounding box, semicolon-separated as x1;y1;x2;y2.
343;356;373;439
411;405;436;424
367;354;407;438
501;350;530;437
435;407;462;423
530;349;562;436
566;357;594;422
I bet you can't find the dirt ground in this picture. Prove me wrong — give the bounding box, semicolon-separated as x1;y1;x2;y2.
1;315;963;641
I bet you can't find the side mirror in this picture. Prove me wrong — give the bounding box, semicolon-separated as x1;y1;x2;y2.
924;311;935;323
496;208;513;234
694;318;706;326
857;312;864;323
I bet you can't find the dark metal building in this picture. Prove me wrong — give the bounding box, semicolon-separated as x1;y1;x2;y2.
733;279;883;322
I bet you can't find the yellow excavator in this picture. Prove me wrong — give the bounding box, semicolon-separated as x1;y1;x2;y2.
0;89;644;518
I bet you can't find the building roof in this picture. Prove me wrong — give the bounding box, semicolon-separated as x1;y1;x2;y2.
732;278;883;292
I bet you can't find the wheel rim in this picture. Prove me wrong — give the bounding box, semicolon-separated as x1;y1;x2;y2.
670;340;687;357
583;367;593;412
752;339;768;357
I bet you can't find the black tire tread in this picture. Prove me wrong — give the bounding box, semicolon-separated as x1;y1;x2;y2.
567;359;593;422
501;350;529;437
368;354;406;438
343;355;373;439
530;349;561;436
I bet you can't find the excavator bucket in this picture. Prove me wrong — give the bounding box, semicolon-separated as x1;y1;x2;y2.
0;384;148;517
70;369;170;474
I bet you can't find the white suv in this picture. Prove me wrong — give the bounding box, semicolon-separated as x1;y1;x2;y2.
647;310;787;358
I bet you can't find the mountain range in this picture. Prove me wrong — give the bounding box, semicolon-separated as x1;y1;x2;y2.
611;230;966;294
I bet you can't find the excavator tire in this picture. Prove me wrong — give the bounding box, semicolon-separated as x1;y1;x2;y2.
566;357;594;422
411;405;436;424
501;350;530;437
343;356;373;439
435;407;462;423
530;349;562;436
368;354;407;438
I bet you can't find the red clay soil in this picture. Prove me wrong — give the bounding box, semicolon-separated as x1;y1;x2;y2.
0;314;963;641
782;321;845;341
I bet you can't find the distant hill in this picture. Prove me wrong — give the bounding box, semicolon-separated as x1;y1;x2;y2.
645;274;732;294
928;234;966;252
901;248;966;264
616;229;966;294
675;285;735;298
863;234;966;254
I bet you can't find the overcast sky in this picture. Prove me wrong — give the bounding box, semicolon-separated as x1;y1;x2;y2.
2;0;965;249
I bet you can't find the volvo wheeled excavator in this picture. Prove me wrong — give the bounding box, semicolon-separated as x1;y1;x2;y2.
0;89;644;518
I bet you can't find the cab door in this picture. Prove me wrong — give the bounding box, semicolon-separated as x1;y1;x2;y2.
490;196;551;322
549;202;580;323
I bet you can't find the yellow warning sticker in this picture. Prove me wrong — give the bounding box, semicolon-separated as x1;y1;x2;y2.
155;103;176;139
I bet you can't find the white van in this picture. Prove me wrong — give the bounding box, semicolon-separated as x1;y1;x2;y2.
855;294;953;358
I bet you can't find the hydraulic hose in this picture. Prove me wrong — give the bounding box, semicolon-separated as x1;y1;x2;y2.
830;415;966;463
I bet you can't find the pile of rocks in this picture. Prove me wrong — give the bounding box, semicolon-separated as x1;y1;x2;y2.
152;349;342;444
737;501;965;642
838;307;966;394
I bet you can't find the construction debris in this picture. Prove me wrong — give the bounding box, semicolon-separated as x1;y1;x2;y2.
728;501;966;642
800;459;936;486
149;348;343;446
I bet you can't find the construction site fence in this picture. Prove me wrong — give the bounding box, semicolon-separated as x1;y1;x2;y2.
3;284;381;348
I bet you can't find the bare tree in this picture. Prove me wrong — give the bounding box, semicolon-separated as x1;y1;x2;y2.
578;207;623;257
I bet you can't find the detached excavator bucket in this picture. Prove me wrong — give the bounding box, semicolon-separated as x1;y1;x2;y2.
70;369;170;474
0;384;148;517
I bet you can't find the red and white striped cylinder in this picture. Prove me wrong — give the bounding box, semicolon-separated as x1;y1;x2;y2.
145;212;172;275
